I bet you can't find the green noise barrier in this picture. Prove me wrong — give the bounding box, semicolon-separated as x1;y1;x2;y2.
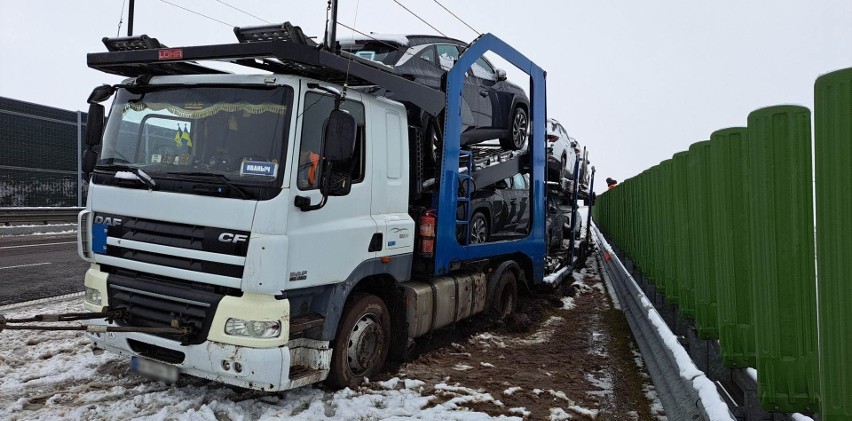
659;159;677;300
747;105;819;413
814;67;852;420
672;151;693;316
687;141;719;340
709;127;756;368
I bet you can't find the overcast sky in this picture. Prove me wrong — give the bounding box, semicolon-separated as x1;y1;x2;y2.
1;0;850;192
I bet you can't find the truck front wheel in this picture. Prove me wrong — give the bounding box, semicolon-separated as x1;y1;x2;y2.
325;293;391;388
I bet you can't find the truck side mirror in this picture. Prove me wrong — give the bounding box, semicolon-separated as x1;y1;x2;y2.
323;109;356;161
82;149;98;178
321;109;356;197
86;103;105;147
82;103;105;177
295;109;358;210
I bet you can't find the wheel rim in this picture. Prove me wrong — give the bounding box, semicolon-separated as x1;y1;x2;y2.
346;313;384;376
471;216;488;244
430;126;441;163
512;110;528;148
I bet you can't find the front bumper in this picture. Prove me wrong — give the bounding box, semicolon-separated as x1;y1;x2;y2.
87;324;331;391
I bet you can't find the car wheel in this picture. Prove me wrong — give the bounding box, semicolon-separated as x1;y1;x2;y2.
488;270;518;320
426;121;442;168
325;293;391;389
500;106;528;151
469;212;490;244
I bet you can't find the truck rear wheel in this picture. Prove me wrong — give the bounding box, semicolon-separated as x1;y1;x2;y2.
325;293;391;389
489;271;518;320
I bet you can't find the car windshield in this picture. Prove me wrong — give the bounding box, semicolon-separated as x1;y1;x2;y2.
342;41;404;65
98;86;292;185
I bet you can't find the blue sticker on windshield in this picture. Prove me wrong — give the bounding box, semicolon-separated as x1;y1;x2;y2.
241;161;278;177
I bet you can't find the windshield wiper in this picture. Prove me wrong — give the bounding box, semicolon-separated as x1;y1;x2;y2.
166;171;252;199
98;164;157;190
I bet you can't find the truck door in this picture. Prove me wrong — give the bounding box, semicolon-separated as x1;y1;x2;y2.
285;88;377;289
370;104;415;257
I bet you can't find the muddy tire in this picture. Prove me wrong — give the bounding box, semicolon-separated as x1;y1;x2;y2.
489;270;518;321
325;293;391;389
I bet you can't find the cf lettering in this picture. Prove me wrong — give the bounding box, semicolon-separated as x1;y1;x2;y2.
218;233;248;243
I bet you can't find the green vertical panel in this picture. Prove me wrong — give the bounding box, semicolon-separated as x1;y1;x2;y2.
688;141;719;339
672;151;693;315
642;165;662;285
660;159;677;300
651;164;664;287
710;127;756;368
815;67;852;420
747;105;819;413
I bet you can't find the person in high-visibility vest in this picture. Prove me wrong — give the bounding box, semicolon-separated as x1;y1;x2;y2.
298;150;321;189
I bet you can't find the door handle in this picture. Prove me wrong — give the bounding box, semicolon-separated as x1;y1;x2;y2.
479;90;489;97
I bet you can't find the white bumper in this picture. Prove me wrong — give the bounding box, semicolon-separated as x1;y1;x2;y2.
86;324;331;391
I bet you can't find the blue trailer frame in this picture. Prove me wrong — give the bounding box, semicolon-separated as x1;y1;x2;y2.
433;33;547;282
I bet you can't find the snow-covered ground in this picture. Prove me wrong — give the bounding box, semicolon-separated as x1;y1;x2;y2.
0;297;519;421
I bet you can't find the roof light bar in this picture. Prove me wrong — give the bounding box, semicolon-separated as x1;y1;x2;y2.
234;22;317;47
102;35;164;52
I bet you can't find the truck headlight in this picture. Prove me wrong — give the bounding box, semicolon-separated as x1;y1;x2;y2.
85;287;102;306
224;319;281;338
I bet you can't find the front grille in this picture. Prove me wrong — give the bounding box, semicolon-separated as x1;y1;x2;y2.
94;213;250;278
106;268;237;344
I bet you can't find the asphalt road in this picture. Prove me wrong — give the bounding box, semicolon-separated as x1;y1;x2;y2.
0;233;89;306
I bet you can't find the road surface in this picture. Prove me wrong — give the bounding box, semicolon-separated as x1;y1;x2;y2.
0;233;87;306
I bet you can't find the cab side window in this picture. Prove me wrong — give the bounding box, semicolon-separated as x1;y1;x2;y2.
297;92;366;190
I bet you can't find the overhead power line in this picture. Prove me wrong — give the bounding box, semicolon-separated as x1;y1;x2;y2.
433;0;480;36
116;0;127;36
214;0;271;24
159;0;234;28
392;0;447;37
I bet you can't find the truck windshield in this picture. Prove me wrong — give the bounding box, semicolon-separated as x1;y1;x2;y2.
97;86;293;194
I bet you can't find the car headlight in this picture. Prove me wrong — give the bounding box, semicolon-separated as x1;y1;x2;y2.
85;287;102;306
224;318;281;338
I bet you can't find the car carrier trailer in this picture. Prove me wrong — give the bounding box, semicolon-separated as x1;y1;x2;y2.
0;12;581;391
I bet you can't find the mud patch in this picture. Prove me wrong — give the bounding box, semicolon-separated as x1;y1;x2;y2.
393;251;663;419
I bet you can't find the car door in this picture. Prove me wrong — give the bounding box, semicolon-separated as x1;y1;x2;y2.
395;44;441;90
436;43;477;130
470;57;497;128
512;173;531;234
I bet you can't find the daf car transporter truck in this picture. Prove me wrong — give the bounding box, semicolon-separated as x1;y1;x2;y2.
20;21;576;391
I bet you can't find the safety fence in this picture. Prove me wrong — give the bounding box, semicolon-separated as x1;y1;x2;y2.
0;97;87;207
593;67;852;420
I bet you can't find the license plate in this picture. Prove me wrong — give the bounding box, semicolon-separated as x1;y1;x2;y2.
131;356;179;383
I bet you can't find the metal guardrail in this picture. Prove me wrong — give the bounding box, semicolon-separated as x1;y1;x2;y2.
592;222;735;421
0;208;82;226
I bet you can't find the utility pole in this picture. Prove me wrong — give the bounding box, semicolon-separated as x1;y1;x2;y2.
128;0;135;36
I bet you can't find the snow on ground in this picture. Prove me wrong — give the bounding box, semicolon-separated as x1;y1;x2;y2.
0;297;520;421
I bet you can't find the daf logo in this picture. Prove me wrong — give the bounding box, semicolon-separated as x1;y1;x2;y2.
218;233;248;243
93;216;122;226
